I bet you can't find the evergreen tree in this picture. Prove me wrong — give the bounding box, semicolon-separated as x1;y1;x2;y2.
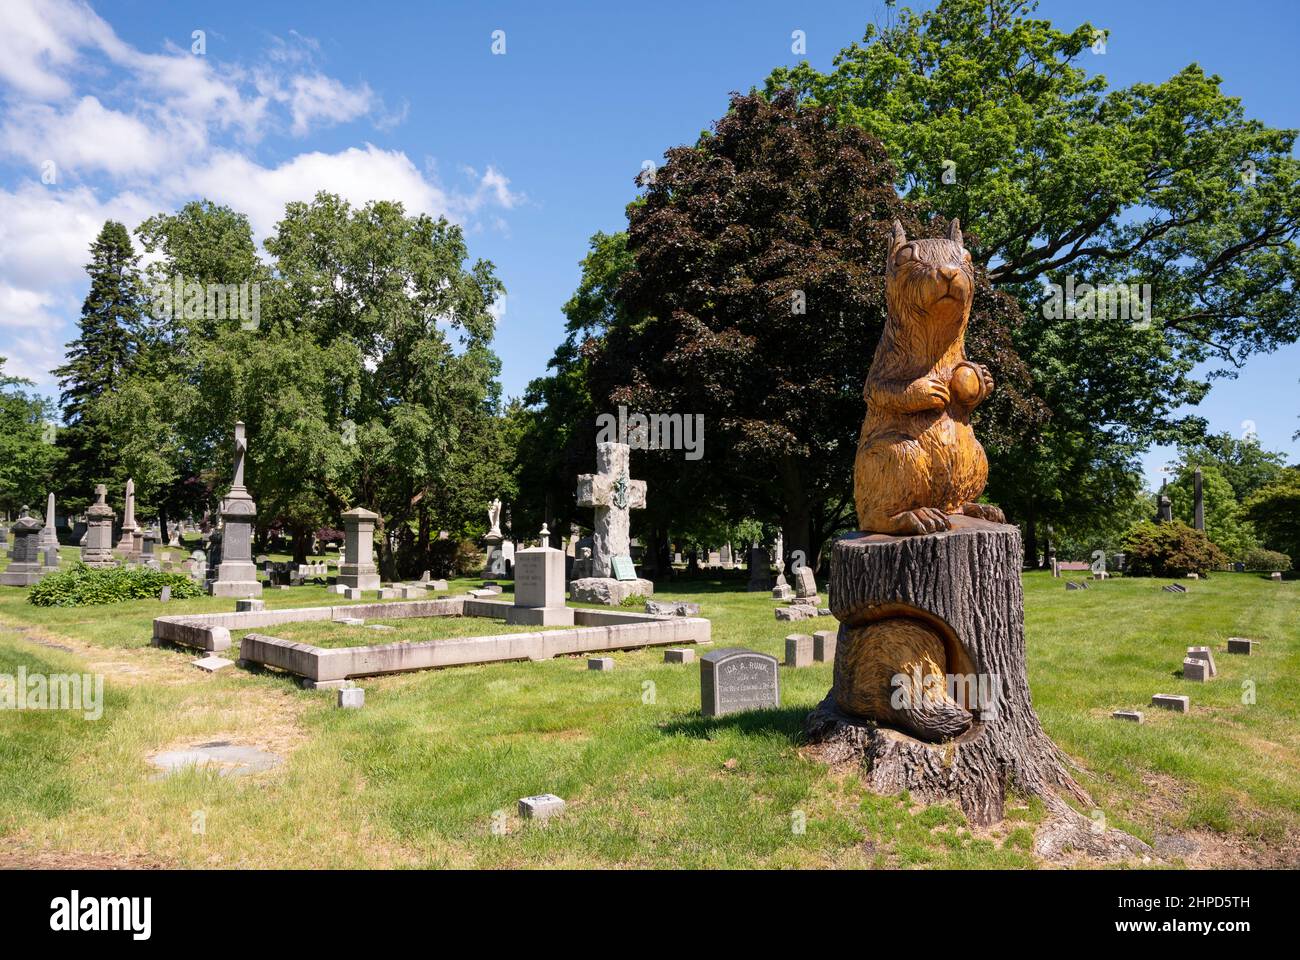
54;221;143;509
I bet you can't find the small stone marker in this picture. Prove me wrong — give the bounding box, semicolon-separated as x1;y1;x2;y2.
1066;580;1089;590
1163;583;1188;593
331;584;348;595
588;657;614;671
192;656;234;673
812;629;836;662
700;648;780;717
1185;572;1199;580
337;688;365;709
1152;693;1190;713
236;598;265;612
378;587;398;599
159;585;171;603
775;605;816;621
518;793;565;821
645;599;701;617
1271;571;1283;582
366;624;396;632
1112;710;1143;723
1185;646;1217;678
1226;637;1256;655
784;633;813;668
343;587;363;600
333;617;364;627
663;648;695;664
397;585;426;599
1181;658;1210;682
420;570;431;583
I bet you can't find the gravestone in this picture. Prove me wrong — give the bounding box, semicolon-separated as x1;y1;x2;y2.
747;544;773;591
664;648;695;664
507;545;574;626
483;497;506;577
338;507;381;591
1112;711;1143;723
1181;658;1209;682
570;441;654;604
813;629;836;662
587;657;614;671
0;508;45;586
1185;646;1217;678
700;648;780;717
1152;693;1190;713
37;491;58;551
720;543;733;569
1162;582;1188;593
211;422;262;598
116;478;138;556
784;634;814;668
81;484;117;568
1193;468;1204;531
771;532;793;599
140;530;159;570
1226;637;1256;655
1271;571;1283;582
518;794;565;821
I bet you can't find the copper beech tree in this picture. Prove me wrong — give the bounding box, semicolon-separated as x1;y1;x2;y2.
570;91;1042;567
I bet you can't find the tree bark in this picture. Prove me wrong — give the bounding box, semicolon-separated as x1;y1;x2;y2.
804;515;1149;859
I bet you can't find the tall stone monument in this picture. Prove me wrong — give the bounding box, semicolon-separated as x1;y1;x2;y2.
1;508;45;587
569;441;654;604
37;491;58;551
116;478;138;557
210;422;262;598
804;218;1145;859
82;484;117;568
1193;467;1205;531
482;497;505;577
338;507;381;591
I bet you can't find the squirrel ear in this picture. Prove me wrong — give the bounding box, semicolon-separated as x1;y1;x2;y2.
948;218;963;246
890;219;907;253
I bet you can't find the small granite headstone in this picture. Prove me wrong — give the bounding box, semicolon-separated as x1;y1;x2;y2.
784;634;813;668
159;585;171;603
1065;580;1089;590
1163;583;1188;593
588;657;614;671
337;688;365;709
812;629;836;662
1112;710;1143;723
1181;658;1210;682
519;793;565;821
700;648;780;717
1152;693;1190;713
1226;637;1256;655
1185;646;1217;678
1271;571;1283;582
663;648;695;664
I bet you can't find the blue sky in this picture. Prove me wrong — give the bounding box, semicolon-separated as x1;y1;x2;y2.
1;0;1295;487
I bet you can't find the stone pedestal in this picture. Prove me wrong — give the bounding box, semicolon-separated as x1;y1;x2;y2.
507;546;574;626
338;507;381;591
116;478;138;557
81;484;117;568
1;509;45;587
568;576;655;605
482;532;506;578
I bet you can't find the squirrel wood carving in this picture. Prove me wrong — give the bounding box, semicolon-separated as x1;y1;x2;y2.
853;218;1004;535
838;219;1006;743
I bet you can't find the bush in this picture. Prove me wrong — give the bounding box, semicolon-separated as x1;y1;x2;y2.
426;538;484;578
28;563;205;607
1121;521;1227;578
1242;547;1292;573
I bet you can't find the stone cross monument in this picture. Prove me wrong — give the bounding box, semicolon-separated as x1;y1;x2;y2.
1193;467;1204;531
82;484;117;568
211;421;262;597
575;442;646;579
570;441;653;604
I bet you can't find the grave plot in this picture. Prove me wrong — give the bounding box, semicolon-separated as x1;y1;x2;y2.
153;595;709;685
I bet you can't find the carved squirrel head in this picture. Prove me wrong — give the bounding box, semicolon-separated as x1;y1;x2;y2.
885;219;973;335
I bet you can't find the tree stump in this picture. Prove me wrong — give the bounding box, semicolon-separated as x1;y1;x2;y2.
805;515;1149;859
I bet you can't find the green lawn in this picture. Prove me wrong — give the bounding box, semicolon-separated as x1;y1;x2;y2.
0;549;1295;868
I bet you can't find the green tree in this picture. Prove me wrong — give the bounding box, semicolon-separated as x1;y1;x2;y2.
1173;431;1289;502
1244;469;1300;561
768;0;1300;560
0;358;63;517
54;220;144;511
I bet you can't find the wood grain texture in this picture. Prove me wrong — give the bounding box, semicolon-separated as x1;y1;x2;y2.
853;219;1004;536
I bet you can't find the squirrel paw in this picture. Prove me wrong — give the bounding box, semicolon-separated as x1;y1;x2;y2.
889;507;952;535
962;502;1006;523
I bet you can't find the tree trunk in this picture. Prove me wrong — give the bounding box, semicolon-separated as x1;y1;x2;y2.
777;455;812;568
1023;506;1038;568
804;516;1149;860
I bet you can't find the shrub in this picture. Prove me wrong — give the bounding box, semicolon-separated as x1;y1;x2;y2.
618;593;649;608
1121;521;1227;578
426;538;483;578
28;563;205;607
1242;547;1292;573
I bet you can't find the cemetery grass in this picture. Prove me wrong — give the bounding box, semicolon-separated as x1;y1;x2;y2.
0;557;1296;869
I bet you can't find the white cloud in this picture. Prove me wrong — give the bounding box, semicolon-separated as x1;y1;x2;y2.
1;97;181;177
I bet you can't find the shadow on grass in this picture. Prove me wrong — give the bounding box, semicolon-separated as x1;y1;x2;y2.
660;704;809;744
